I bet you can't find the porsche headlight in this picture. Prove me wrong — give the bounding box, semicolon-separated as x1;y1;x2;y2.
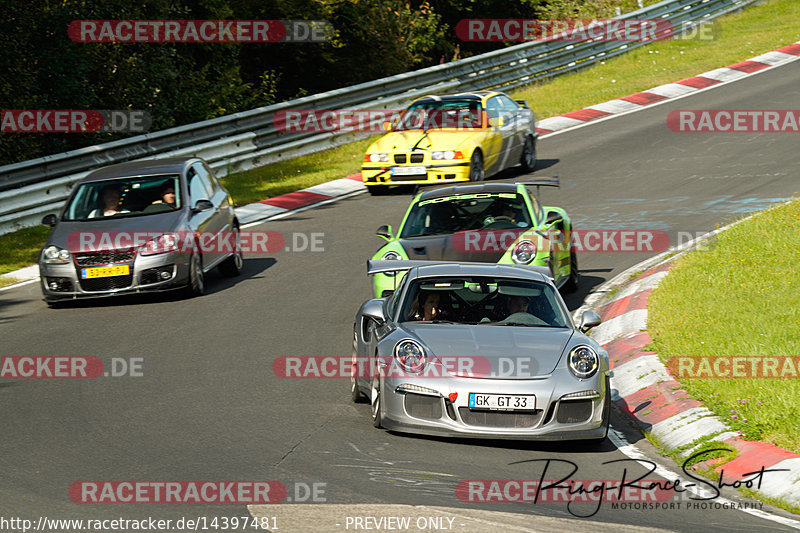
381;250;401;277
42;246;70;264
394;339;426;374
568;345;599;379
511;240;536;264
369;153;390;163
140;234;178;256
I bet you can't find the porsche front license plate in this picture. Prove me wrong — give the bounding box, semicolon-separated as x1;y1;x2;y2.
468;393;536;411
391;166;426;176
81;265;130;279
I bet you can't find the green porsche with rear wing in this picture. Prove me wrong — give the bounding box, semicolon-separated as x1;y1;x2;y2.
370;180;578;298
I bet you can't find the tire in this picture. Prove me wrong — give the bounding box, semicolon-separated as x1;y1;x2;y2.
370;359;383;428
468;151;484;182
564;248;579;292
185;252;205;297
218;225;244;277
520;135;536;172
351;330;368;403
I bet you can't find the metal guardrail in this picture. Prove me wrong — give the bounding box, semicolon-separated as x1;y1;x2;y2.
0;0;757;235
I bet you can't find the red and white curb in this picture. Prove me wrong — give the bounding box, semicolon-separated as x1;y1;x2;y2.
577;227;800;509
535;40;800;136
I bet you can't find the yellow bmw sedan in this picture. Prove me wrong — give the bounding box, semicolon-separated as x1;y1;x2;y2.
361;91;537;195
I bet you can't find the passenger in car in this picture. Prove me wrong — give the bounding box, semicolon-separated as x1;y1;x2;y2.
151;184;177;208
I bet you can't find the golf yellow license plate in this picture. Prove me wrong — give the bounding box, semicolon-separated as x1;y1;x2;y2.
81;265;130;279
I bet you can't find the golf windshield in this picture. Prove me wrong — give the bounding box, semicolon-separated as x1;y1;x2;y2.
63;175;181;221
400;276;570;327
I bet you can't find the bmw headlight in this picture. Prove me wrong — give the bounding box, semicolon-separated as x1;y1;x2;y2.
431;150;462;160
369;153;390;163
381;250;401;276
511;240;536;264
42;246;70;264
394;339;426;374
568;345;599;379
140;234;178;256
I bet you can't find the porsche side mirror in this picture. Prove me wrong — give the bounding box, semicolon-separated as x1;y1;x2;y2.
545;210;562;225
579;310;602;333
42;214;58;227
376;224;393;241
362;298;386;325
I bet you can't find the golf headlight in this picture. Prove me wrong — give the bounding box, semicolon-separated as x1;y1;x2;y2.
511;240;536;264
394;339;426;374
381;250;401;277
42;246;70;264
369;153;390;163
568;345;599;379
141;234;178;256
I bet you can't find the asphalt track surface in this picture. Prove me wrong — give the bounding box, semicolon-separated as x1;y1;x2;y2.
1;59;799;532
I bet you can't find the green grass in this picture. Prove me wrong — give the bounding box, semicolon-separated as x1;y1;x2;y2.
1;0;799;278
0;225;51;277
648;199;800;454
220;136;378;205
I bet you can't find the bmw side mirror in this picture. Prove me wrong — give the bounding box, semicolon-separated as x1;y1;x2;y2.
488;117;504;127
376;224;393;241
42;214;58;227
579;310;602;333
362;298;386;325
192;199;214;213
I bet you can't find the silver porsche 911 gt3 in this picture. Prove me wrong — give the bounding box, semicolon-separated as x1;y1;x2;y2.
351;260;609;441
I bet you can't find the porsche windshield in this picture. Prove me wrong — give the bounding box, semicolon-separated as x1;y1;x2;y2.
394;100;482;131
63;175;181;221
399;276;570;327
400;192;533;237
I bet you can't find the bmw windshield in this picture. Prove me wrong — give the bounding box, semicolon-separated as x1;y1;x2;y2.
393;100;483;131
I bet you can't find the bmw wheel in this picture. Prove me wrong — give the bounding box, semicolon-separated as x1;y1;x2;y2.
469;151;484;182
520;135;536;172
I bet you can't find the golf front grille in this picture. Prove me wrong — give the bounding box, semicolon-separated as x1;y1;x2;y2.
74;250;135;266
458;408;543;428
78;274;133;292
